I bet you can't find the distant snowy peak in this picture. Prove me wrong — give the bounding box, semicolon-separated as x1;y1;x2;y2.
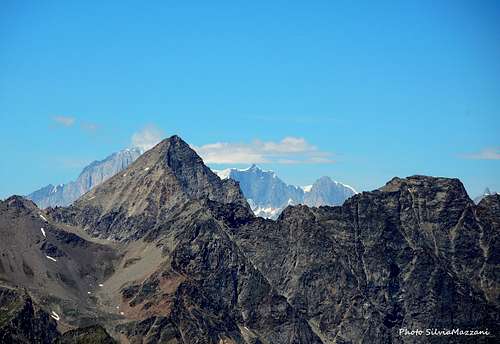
213;168;232;180
310;176;357;192
211;165;357;219
27;147;143;208
303;176;357;207
473;187;498;204
302;180;356;196
214;164;277;180
302;185;313;192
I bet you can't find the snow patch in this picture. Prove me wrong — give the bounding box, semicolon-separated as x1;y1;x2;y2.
40;228;46;237
302;185;313;192
252;205;281;219
213;168;231;180
212;165;274;179
51;311;60;321
46;255;57;262
341;183;358;194
39;214;48;222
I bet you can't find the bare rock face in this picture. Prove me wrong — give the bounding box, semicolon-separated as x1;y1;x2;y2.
0;285;116;344
49;135;249;240
1;136;499;343
219;176;499;343
111;201;322;344
54;325;116;344
0;286;59;344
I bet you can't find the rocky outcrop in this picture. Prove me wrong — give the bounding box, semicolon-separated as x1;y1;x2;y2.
2;135;498;343
474;187;498;204
0;286;59;344
49;136;248;240
0;287;115;344
215;176;499;343
0;196;118;329
112;200;322;344
54;325;116;344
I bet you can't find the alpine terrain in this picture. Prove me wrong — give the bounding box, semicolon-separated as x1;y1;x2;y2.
214;165;356;219
0;135;498;343
474;188;499;204
27;148;142;208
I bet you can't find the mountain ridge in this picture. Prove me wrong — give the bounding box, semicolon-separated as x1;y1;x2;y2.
27;147;143;209
214;164;357;218
1;135;497;343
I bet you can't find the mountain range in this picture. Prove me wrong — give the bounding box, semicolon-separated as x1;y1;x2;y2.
214;165;357;218
27;150;356;220
474;187;499;204
27;148;143;208
1;135;498;343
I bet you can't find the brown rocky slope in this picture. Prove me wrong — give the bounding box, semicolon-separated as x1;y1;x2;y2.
0;135;497;343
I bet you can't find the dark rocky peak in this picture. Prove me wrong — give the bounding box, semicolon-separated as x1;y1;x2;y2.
477;193;500;232
1;195;39;213
478;192;500;208
55;135;248;240
144;135;246;204
76;135;247;209
277;204;317;221
379;175;472;208
278;175;474;230
0;286;59;343
474;187;497;204
379;175;468;195
228;176;499;343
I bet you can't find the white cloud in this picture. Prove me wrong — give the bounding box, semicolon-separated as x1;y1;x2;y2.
193;137;335;164
53;115;75;127
462;147;500;160
131;125;165;152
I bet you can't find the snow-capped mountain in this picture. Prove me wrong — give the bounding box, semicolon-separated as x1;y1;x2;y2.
473;187;498;204
27;147;142;208
214;164;357;219
303;176;357;207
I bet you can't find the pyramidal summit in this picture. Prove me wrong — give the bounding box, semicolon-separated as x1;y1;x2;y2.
0;135;498;343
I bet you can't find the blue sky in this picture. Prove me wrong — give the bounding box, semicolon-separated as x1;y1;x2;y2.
1;0;499;199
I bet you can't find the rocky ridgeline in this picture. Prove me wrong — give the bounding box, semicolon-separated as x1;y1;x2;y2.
0;136;498;343
27;148;142;209
215;165;357;219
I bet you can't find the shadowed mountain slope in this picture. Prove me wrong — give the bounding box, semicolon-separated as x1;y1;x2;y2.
211;176;500;343
49;135;249;240
1;136;498;343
